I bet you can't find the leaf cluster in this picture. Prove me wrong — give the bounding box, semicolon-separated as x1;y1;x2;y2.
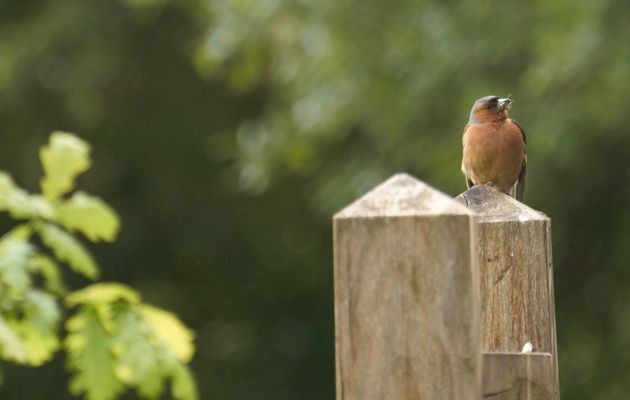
0;132;197;400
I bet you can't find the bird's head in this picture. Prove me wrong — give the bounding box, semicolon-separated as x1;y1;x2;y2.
469;95;512;123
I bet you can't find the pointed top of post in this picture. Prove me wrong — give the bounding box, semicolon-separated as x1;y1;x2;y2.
334;173;472;219
454;185;548;223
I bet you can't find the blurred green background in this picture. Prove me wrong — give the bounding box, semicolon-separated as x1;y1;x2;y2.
1;0;629;398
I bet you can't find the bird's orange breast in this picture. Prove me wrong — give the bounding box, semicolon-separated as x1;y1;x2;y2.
461;119;525;193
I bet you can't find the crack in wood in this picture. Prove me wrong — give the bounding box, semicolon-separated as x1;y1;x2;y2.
483;387;512;398
492;262;514;288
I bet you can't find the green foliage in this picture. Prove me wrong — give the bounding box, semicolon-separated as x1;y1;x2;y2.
66;305;125;400
66;283;141;307
40;131;91;201
138;304;195;363
31;254;67;295
113;311;167;398
0;133;197;399
0;315;27;364
36;222;100;280
1;1;629;399
55;192;120;242
66;284;197;400
0;227;33;295
0;227;59;366
10;290;61;366
0;174;41;219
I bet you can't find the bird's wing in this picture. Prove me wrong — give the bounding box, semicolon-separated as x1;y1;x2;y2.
511;119;527;201
461;123;474;189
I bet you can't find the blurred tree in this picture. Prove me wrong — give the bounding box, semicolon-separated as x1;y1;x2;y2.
197;2;630;397
0;0;629;399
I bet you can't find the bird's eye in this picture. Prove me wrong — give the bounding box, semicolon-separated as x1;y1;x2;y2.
487;98;499;109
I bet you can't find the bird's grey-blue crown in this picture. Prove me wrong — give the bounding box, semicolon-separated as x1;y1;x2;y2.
475;95;499;105
469;95;499;123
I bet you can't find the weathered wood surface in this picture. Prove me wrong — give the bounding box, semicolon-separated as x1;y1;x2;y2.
482;353;557;400
333;174;481;400
456;185;559;399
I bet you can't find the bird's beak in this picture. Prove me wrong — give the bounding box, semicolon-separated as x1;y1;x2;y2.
497;98;512;111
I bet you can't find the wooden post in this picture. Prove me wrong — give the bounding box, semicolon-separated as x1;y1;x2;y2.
456;185;560;399
333;174;481;400
482;353;556;399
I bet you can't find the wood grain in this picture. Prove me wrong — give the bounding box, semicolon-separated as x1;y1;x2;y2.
456;185;559;399
482;353;558;399
334;174;481;400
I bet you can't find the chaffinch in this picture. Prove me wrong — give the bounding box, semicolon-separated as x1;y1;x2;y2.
461;95;527;201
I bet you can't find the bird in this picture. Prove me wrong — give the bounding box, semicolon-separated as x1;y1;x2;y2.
461;95;527;201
